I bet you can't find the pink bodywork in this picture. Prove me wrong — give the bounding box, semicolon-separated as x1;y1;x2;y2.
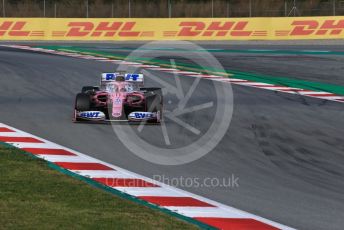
91;81;144;118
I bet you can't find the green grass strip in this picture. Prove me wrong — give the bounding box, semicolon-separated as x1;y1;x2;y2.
0;143;215;230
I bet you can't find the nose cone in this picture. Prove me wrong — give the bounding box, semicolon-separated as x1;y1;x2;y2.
109;83;128;119
111;94;123;118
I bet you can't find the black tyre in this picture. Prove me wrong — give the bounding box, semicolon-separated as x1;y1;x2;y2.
145;90;163;122
81;86;99;93
75;93;90;111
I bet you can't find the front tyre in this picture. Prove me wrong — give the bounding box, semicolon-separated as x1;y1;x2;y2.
145;91;163;124
75;93;90;111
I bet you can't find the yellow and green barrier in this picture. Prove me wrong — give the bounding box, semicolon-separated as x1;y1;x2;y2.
1;16;344;40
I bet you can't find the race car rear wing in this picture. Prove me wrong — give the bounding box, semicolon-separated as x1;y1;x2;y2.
101;73;144;83
100;73;144;89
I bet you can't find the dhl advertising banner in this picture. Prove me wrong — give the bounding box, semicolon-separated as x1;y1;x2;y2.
1;17;344;41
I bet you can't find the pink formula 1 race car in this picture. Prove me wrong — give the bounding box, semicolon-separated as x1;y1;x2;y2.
73;72;163;123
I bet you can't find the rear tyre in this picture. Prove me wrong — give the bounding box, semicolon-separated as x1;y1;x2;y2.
75;93;90;111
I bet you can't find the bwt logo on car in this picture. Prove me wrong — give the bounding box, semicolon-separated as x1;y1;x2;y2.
125;74;140;81
105;73;116;80
80;111;101;118
129;112;156;120
135;113;148;119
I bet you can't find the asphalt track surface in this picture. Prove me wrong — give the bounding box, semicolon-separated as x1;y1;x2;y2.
1;43;344;230
78;42;344;86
